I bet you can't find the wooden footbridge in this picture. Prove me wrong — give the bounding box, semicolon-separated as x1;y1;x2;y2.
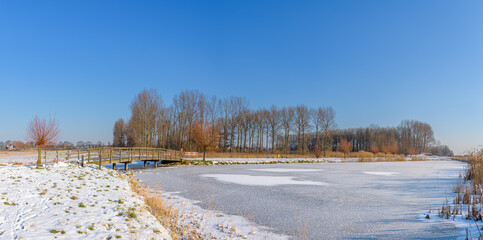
44;147;184;170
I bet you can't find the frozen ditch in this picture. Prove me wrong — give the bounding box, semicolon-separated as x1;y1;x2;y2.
135;160;467;239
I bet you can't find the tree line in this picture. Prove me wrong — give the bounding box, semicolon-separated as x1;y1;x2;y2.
113;89;453;156
334;121;453;156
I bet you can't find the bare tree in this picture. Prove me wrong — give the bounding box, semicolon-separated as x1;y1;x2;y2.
207;95;221;138
295;105;311;154
397;120;434;154
129;89;162;147
126;118;138;147
113;118;126;147
310;107;324;149
321;106;336;157
192;119;220;161
27;115;60;168
220;98;230;151
267;105;281;153
227;96;248;152
281;106;295;153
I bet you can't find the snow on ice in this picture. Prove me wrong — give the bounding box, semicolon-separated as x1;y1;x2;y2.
200;174;329;186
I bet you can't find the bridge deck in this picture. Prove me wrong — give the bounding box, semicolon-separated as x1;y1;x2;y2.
44;147;184;170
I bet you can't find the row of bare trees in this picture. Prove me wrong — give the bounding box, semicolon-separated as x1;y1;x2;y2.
114;89;452;156
333;120;452;156
113;89;337;155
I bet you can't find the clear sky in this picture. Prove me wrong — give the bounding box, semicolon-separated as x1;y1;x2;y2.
1;1;482;154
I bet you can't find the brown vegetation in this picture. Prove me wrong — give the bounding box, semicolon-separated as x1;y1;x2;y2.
191;119;220;161
26;115;59;168
338;138;352;158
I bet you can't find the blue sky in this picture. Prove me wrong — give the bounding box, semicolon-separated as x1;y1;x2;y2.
0;1;482;154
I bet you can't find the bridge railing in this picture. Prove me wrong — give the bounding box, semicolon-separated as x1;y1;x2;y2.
42;147;183;164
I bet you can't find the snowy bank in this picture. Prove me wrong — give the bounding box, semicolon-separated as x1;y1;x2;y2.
189;157;342;164
188;155;449;164
0;163;170;239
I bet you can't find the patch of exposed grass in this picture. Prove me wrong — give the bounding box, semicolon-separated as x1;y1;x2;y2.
87;223;95;231
49;229;65;234
127;208;137;219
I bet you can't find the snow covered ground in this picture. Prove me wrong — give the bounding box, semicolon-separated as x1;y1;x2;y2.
0;163;170;239
0;153;38;165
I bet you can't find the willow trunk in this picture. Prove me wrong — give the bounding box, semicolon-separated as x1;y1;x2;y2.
36;146;42;168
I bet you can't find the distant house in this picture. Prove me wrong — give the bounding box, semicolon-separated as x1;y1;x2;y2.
6;145;16;151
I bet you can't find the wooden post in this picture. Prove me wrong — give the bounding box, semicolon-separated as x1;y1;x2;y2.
77;150;80;161
113;163;116;170
44;151;47;165
129;149;132;162
81;155;84;167
56;150;58;163
120;149;122;163
110;149;112;163
154;161;157;168
144;161;147;167
88;150;91;162
124;162;128;171
98;150;102;170
67;150;70;161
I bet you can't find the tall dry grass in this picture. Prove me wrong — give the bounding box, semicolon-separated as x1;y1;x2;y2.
124;172;201;239
437;152;483;233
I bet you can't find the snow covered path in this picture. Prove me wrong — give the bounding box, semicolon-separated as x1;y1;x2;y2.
0;163;170;239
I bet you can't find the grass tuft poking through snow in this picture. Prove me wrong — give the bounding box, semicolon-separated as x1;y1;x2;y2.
0;163;170;239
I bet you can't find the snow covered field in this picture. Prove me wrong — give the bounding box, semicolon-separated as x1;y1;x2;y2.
0;163;170;239
0;153;38;165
